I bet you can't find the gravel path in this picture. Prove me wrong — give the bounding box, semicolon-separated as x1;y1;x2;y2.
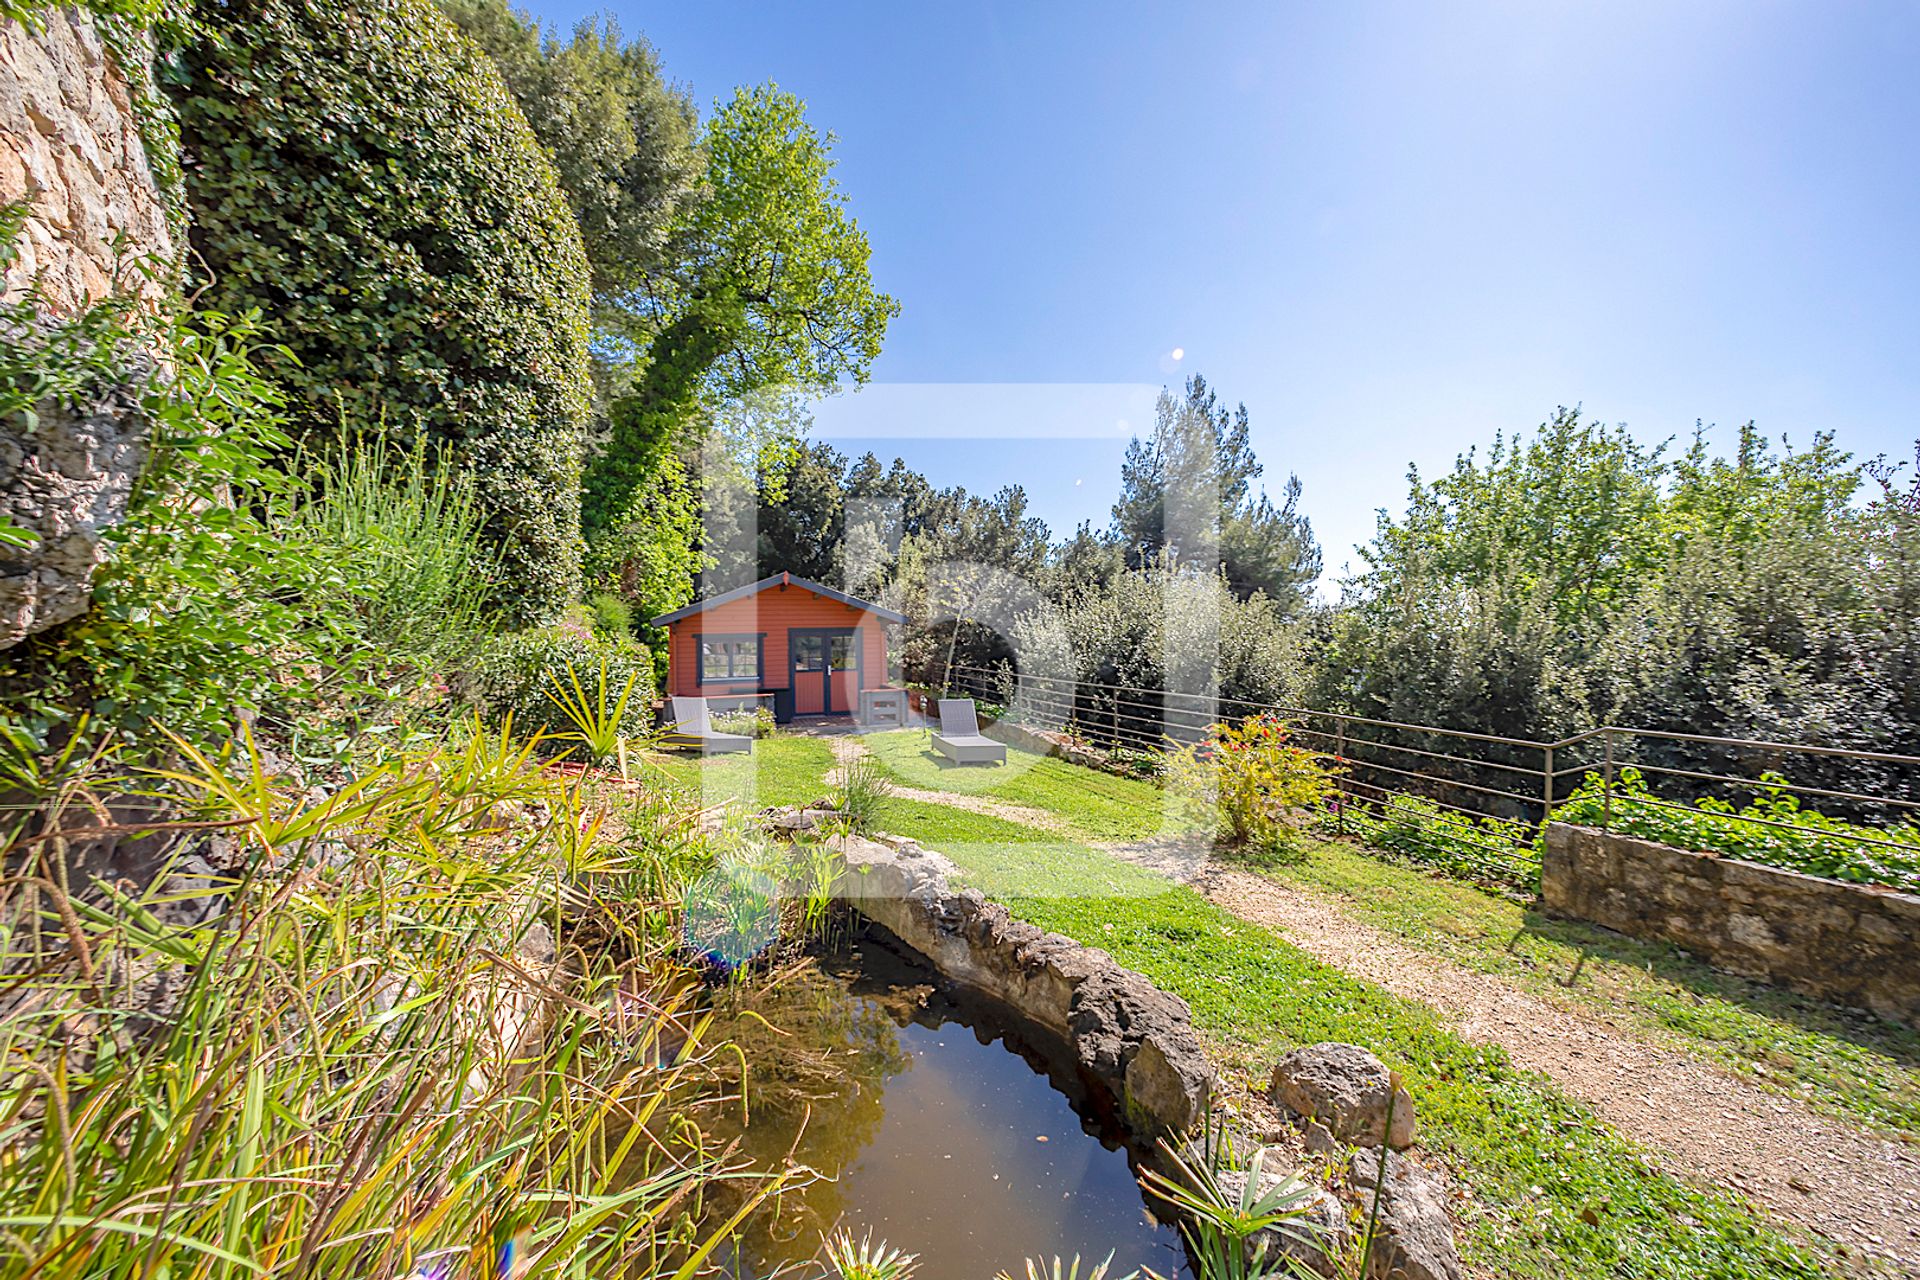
1106;837;1920;1272
824;736;1083;835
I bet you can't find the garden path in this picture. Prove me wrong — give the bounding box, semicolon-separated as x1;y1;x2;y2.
823;736;1083;834
1109;837;1920;1273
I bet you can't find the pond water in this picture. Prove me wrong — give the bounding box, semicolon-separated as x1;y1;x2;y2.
698;936;1187;1279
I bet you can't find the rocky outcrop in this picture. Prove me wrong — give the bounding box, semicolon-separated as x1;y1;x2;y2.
1;9;173;314
0;360;147;645
1350;1148;1464;1280
1270;1042;1417;1150
1;7;174;646
829;832;1213;1137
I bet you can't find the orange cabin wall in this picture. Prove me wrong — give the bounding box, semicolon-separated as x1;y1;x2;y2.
663;585;892;701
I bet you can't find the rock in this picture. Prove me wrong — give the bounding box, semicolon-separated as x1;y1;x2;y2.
1349;1149;1464;1280
1303;1120;1340;1155
1270;1043;1416;1149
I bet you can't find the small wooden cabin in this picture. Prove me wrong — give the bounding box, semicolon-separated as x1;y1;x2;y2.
650;572;906;721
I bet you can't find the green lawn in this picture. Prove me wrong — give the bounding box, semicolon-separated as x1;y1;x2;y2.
1240;838;1920;1137
639;733;837;811
860;729;1186;842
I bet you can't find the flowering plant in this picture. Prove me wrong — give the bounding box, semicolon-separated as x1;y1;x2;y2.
1169;714;1339;852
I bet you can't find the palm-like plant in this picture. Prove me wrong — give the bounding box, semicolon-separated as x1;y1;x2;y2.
1142;1138;1327;1280
546;656;642;774
823;1228;920;1280
998;1253;1138;1280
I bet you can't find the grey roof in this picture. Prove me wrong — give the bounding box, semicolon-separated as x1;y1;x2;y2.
649;571;909;627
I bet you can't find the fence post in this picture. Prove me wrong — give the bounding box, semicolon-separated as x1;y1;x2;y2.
1334;720;1347;834
1602;728;1614;832
1542;743;1554;829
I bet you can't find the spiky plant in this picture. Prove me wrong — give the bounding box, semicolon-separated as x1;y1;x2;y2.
822;1228;920;1280
997;1253;1138;1280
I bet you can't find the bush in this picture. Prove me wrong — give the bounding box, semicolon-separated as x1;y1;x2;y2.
1168;714;1337;854
586;590;634;639
463;610;654;744
1345;793;1538;890
1550;767;1920;894
172;0;593;623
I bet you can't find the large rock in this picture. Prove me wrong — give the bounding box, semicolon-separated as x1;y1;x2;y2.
1;8;175;647
1349;1148;1463;1280
1270;1042;1416;1149
1070;966;1213;1134
0;366;148;645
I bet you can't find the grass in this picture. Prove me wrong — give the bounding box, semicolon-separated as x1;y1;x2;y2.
641;733;838;812
1240;836;1920;1137
860;729;1185;843
908;811;1840;1279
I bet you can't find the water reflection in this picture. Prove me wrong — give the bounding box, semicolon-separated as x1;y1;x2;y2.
690;939;1185;1279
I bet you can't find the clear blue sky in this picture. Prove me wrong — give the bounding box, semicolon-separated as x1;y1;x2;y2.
527;0;1920;584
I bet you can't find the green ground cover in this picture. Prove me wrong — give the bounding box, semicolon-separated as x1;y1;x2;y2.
860;729;1184;842
642;733;838;812
1246;838;1920;1136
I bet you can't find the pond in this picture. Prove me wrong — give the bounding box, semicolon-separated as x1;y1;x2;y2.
693;933;1188;1279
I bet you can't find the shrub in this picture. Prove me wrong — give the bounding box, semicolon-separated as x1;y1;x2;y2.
833;753;893;835
1169;714;1337;854
1550;767;1920;894
586;590;634;639
1346;793;1538;890
463;609;653;744
171;0;593;623
283;439;496;669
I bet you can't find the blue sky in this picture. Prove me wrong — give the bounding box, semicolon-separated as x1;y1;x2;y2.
527;0;1920;584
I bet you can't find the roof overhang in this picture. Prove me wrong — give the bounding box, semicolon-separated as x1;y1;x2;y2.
649;571;909;627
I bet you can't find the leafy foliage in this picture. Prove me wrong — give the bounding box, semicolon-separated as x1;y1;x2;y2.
1342;793;1537;890
462;609;654;745
584;85;898;532
1169;715;1338;854
1551;767;1920;893
1113;376;1321;607
171;0;594;622
0;302;323;754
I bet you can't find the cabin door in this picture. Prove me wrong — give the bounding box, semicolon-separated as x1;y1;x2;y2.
790;629;858;715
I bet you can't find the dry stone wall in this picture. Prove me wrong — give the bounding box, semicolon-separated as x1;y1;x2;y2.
1542;822;1920;1027
1;7;173;646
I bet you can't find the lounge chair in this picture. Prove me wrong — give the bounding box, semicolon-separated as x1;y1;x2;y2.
931;698;1007;766
661;696;753;754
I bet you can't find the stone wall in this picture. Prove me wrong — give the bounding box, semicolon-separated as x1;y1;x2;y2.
1542;823;1920;1027
1;9;172;314
0;8;173;646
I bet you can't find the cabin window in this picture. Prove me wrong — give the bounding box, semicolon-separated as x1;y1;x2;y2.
698;634;761;682
792;634;825;673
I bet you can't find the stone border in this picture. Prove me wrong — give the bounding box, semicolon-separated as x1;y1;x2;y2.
1542;823;1920;1027
826;831;1213;1139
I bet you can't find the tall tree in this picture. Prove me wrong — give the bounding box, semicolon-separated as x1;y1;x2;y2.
1112;375;1320;608
585;85;899;533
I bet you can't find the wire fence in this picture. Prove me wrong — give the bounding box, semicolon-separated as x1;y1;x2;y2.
941;662;1920;891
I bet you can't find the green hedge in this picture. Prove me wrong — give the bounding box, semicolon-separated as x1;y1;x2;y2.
172;0;592;623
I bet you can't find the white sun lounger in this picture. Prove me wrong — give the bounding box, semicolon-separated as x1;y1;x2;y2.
931;698;1007;766
662;696;753;754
